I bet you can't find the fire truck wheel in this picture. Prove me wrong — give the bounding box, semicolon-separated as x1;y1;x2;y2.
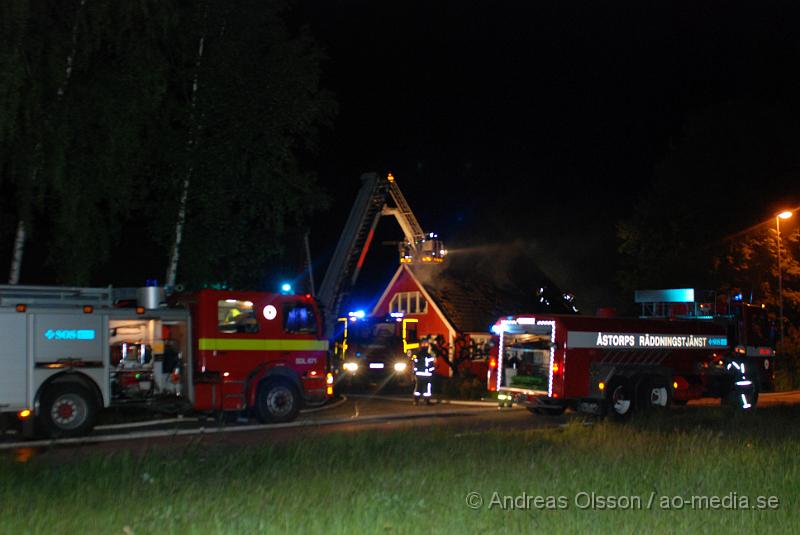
40;383;98;438
607;379;634;420
637;377;672;411
255;380;300;423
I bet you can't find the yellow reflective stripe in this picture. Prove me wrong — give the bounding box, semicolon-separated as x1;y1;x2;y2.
198;338;329;351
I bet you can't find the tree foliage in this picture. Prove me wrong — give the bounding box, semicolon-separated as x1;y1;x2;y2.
0;0;334;288
618;100;800;296
618;99;800;384
718;226;800;311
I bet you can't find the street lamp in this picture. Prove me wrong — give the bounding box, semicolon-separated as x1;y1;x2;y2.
776;210;793;355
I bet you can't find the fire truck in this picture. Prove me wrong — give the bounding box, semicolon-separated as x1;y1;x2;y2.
489;289;774;418
317;172;446;339
0;285;332;437
332;311;419;389
315;172;446;387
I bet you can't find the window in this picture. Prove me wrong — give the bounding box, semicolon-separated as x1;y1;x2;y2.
389;291;428;315
284;303;318;334
218;299;259;333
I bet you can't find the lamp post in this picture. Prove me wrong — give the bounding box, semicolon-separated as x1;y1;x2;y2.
776;210;793;355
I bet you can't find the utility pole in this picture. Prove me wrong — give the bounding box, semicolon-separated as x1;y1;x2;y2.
304;232;316;296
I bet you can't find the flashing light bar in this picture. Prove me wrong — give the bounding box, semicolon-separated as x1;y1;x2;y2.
348;310;366;319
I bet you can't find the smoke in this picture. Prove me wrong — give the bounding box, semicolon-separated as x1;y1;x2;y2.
413;237;610;314
414;239;550;293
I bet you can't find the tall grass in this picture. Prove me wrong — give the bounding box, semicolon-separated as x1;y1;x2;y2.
1;406;798;534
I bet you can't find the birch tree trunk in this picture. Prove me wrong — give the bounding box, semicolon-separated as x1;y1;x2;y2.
165;11;209;289
8;0;87;284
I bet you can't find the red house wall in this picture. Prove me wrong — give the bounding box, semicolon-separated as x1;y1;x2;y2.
373;268;452;376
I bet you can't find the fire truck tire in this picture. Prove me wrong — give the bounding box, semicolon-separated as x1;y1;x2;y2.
607;379;634;420
637;376;672;411
255;379;300;423
39;383;98;438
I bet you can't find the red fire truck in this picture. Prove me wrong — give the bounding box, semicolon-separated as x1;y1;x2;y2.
0;285;332;437
332;311;419;389
489;289;773;418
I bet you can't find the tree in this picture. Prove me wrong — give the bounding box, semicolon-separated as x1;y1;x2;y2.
717;224;800;387
1;0;335;288
175;0;335;290
618;99;800;385
618;100;800;297
0;0;178;284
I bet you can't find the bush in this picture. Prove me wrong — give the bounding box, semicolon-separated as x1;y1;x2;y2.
774;326;800;390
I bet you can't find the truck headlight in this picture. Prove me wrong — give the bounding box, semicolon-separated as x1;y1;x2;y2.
343;362;359;373
393;362;407;372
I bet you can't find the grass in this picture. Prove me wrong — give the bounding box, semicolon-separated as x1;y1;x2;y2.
1;406;799;534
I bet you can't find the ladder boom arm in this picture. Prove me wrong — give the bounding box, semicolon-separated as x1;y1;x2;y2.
387;181;425;243
317;173;389;337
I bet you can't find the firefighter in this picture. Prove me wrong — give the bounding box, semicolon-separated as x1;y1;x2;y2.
413;336;436;404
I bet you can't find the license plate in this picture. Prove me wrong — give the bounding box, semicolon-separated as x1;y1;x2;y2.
369;362;385;369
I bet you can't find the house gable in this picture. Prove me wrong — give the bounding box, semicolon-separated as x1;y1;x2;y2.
372;265;455;340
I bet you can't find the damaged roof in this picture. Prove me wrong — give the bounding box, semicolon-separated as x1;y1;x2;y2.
410;249;573;333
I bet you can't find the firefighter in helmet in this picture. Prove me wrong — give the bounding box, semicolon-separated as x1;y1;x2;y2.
413;335;436;404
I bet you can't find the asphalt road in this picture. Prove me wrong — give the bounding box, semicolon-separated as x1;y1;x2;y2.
0;394;521;454
3;390;800;460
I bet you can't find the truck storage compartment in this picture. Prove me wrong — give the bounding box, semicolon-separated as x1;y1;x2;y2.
497;321;555;397
0;313;28;410
504;341;551;391
109;318;190;402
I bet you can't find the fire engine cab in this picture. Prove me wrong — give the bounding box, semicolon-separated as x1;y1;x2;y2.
332;311;418;389
490;289;770;418
0;285;332;437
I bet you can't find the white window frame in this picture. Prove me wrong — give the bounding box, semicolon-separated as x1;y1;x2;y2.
390;291;427;315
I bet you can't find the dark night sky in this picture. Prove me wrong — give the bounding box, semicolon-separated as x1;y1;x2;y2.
299;0;800;312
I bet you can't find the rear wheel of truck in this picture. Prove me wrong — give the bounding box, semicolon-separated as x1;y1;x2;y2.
255;380;300;423
40;383;98;438
637;376;671;411
607;379;634;420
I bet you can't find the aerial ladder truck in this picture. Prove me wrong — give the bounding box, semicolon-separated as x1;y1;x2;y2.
317;172;446;339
